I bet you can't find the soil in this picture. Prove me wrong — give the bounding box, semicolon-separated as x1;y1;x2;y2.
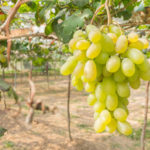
0;75;150;150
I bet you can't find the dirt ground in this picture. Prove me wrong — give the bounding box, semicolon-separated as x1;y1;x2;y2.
0;75;150;150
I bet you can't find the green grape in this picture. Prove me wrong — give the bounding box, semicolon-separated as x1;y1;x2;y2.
114;108;127;121
85;81;96;92
84;60;97;81
140;70;150;81
117;121;132;136
73;30;86;38
102;77;116;94
139;38;149;49
128;67;139;82
96;64;103;79
129;77;141;89
103;66;112;77
0;54;6;63
109;25;122;37
76;40;90;50
126;48;144;64
117;101;129;115
88;29;102;43
93;101;105;113
87;93;97;106
86;25;98;34
81;75;88;82
86;43;101;59
128;32;139;43
100;109;112;125
129;40;144;50
94;118;106;133
73;61;85;78
71;75;79;86
106;118;117;133
94;112;100;120
100;34;115;54
68;38;79;51
120;97;129;106
115;35;128;54
113;69;126;82
60;56;77;75
117;82;130;98
121;58;135;77
106;94;118;111
100;25;109;33
106;55;120;73
95;83;106;102
95;51;109;65
73;50;86;61
107;33;117;43
137;58;150;72
74;79;83;91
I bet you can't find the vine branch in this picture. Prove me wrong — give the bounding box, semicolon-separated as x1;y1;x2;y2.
105;0;112;25
141;81;150;150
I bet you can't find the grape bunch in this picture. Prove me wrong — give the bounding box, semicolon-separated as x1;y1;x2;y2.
60;24;150;136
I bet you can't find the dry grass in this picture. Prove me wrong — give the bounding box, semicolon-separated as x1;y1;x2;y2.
0;75;150;150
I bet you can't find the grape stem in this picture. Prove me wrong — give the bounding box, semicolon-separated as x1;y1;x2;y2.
105;0;112;25
141;81;150;150
90;4;105;24
67;75;73;141
90;0;112;25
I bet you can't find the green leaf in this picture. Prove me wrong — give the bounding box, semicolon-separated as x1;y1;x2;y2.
0;80;10;91
45;23;53;35
72;0;89;8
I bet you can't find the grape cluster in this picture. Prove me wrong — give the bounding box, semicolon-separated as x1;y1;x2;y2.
60;24;150;135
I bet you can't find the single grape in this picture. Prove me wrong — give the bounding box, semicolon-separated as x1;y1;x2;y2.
76;39;90;50
126;48;144;64
94;118;106;133
117;82;130;98
102;77;116;94
107;33;117;43
129;77;141;89
95;51;109;65
137;57;150;72
85;81;96;92
139;38;149;49
73;50;86;61
100;34;115;54
100;109;112;125
84;60;97;81
73;30;86;38
128;67;140;82
74;79;83;91
106;55;120;73
114;108;128;121
140;70;150;81
88;29;102;43
86;43;101;59
115;35;128;54
86;25;98;34
95;83;106;102
121;58;135;77
106;94;118;111
69;38;79;51
87;93;97;106
109;25;122;37
117;121;132;136
113;69;126;82
73;61;85;78
93;101;105;113
128;32;139;43
103;65;112;77
106;118;117;133
60;56;77;75
129;40;144;50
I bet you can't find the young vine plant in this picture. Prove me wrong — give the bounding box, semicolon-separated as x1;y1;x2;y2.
60;24;150;136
